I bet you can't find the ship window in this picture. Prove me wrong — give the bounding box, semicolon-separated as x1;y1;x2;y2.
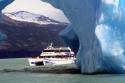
55;50;60;52
43;50;55;52
43;49;71;52
59;50;70;52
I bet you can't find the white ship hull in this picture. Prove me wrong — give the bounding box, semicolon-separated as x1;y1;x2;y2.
28;58;76;66
43;58;76;65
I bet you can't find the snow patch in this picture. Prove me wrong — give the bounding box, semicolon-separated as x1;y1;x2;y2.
3;11;64;25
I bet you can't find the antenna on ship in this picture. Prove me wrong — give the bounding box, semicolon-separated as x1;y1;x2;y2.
47;42;53;49
50;42;53;47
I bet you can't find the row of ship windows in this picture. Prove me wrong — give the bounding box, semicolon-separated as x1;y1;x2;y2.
43;50;71;52
32;56;75;58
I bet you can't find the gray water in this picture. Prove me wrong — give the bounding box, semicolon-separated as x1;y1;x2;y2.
0;58;125;83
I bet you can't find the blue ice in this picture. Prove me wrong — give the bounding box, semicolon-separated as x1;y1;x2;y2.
42;0;125;74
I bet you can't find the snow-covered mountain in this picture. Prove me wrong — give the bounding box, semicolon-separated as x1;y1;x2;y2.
2;0;70;23
1;11;68;27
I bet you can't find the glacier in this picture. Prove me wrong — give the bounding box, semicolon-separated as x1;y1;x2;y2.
1;0;125;74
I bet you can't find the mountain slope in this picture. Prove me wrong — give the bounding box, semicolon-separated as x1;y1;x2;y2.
1;11;68;27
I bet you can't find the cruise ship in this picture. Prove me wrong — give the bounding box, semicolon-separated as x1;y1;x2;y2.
28;43;76;66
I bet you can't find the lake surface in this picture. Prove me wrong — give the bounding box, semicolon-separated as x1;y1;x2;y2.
0;58;125;83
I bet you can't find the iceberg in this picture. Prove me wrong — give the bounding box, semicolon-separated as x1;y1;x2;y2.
43;0;125;74
0;0;13;12
1;0;125;74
